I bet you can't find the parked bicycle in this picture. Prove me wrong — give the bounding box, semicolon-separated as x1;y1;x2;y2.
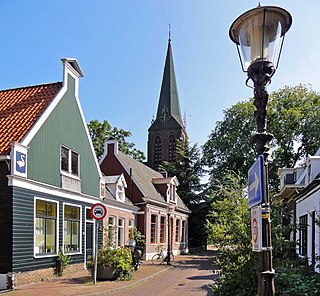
151;245;174;265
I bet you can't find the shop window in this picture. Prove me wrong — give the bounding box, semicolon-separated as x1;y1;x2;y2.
181;221;186;243
160;216;166;243
128;220;134;238
175;219;180;242
108;216;116;247
35;199;57;256
118;218;125;246
150;215;157;244
64;204;81;253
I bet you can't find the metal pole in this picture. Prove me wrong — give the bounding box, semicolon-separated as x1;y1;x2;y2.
248;61;275;296
167;213;171;265
93;221;98;285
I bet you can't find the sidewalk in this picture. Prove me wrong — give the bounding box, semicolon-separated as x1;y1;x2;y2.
2;255;188;296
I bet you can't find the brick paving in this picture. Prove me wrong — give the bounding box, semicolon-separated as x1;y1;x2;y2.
2;250;218;296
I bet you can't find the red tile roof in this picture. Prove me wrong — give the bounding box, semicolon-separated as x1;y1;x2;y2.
0;82;63;155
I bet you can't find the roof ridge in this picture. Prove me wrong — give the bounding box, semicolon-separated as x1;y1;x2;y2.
118;151;163;177
0;81;62;93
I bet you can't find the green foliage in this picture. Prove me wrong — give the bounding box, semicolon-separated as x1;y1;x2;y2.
275;267;320;295
161;138;204;207
202;85;320;190
160;138;206;247
53;248;72;277
206;172;258;295
202;100;256;186
88;119;145;161
87;246;133;281
132;228;145;248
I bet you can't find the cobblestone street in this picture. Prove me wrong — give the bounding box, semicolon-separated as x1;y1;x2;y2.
3;250;218;296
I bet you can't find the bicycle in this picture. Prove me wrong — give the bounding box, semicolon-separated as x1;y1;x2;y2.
151;245;174;265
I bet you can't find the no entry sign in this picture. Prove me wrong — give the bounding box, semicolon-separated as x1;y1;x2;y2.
90;203;107;220
251;206;262;252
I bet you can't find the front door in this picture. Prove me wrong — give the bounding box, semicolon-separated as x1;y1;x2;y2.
86;222;94;259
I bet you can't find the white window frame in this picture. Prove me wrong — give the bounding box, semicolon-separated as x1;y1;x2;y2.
150;214;157;244
108;216;116;248
181;220;187;244
63;202;82;255
34;197;59;258
117;184;125;202
118;218;125;247
60;145;80;178
175;219;181;243
128;219;134;238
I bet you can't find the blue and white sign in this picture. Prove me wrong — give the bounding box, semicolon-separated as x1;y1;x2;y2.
248;155;265;208
10;142;28;178
16;151;26;174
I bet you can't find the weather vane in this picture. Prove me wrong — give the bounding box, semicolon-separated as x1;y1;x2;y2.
168;24;171;41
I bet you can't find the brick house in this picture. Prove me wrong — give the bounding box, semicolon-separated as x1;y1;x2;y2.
100;138;190;260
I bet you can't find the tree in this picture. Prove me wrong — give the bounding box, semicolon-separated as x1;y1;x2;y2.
88;119;145;162
161;138;204;206
202;84;320;190
207;172;258;296
160;138;207;248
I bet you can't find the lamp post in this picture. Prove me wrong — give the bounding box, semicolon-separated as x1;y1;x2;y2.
166;206;173;265
229;5;292;296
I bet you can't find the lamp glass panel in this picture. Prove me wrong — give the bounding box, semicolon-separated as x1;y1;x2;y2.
238;10;285;70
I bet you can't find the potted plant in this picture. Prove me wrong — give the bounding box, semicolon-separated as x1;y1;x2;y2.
87;246;133;281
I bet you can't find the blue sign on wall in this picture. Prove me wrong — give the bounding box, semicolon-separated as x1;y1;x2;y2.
248;155;265;208
16;151;27;174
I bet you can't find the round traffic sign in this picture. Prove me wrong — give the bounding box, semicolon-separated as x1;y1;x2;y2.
90;203;107;220
252;217;258;244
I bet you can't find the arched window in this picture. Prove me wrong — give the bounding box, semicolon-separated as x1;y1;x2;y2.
154;136;162;165
168;135;176;162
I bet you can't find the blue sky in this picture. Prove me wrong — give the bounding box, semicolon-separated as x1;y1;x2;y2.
1;1;319;155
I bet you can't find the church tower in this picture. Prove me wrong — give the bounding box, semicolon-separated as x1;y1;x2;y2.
147;38;187;170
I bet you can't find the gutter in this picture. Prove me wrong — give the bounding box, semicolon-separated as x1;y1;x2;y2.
0;155;10;161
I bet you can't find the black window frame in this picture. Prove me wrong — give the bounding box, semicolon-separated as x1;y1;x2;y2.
299;214;308;256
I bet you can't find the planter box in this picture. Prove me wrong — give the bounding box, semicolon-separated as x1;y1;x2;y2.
97;266;117;280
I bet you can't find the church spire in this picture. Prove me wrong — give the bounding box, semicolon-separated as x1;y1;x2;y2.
155;37;184;129
147;37;187;170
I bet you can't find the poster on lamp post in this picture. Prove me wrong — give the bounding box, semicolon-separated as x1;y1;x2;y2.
251;206;262;252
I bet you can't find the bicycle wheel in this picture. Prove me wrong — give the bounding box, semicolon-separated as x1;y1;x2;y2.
151;254;163;265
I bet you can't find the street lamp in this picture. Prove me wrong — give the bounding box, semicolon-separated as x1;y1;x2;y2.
166;206;174;265
229;5;292;296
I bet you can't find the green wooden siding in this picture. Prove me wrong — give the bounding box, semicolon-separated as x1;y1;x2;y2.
12;186;97;272
27;74;100;197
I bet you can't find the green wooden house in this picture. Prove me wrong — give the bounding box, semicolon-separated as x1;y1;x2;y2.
0;58;105;288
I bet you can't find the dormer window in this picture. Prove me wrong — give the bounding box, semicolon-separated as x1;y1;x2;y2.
169;183;176;202
117;184;125;202
104;174;127;203
61;146;79;177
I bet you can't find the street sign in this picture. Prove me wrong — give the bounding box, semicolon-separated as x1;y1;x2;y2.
251;206;262;252
248;155;265;208
90;203;107;220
